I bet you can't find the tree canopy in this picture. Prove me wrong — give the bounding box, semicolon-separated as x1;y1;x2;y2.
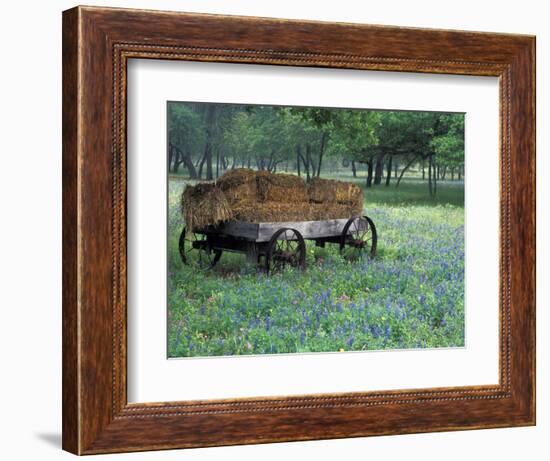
168;102;464;194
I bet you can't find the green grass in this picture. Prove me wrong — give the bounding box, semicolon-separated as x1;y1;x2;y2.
167;177;464;357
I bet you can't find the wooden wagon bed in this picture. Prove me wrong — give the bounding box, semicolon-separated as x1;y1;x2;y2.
211;218;350;242
179;215;377;273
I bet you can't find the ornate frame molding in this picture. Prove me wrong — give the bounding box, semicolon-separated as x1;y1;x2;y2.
63;6;535;454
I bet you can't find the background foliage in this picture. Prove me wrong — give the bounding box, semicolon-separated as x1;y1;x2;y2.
168;102;465;195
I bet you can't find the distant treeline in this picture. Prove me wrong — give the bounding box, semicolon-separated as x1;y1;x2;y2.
168;102;464;196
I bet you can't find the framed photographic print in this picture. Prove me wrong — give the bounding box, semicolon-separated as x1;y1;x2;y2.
62;5;535;455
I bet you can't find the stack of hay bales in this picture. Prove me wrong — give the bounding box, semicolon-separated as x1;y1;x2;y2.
181;169;364;229
232;170;313;222
180;183;232;231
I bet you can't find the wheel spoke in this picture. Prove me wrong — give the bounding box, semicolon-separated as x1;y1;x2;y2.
179;229;220;269
340;216;376;260
267;228;304;273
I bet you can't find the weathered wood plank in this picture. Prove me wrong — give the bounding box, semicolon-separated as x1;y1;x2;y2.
216;221;260;241
218;218;349;242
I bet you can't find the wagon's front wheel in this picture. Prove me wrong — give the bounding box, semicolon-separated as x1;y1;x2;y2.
265;228;306;274
340;216;377;259
179;227;222;269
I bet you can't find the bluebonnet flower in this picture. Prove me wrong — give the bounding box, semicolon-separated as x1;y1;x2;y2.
384;324;391;342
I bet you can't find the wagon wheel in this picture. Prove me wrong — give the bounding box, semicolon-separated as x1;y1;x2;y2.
340;215;377;259
178;227;222;269
265;228;306;274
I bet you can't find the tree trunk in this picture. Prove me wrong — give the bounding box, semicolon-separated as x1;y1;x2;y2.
394;160;399;178
297;146;310;180
197;152;206;179
422;160;425;180
351;160;357;178
296;145;301;177
204;144;213;180
374;153;384;185
304;144;311;182
267;150;276;172
396;155;419;187
428;156;433;196
366;159;374;188
433;158;438;195
182;149;198;179
168;143;174;173
385;155;393;187
316;132;327;177
203;105;217;180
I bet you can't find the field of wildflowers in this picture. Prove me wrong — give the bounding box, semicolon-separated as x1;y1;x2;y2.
167;177;465;357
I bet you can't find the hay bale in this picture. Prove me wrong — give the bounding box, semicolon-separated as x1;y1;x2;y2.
335;182;363;209
216;168;257;204
231;202;362;223
232;202;317;222
217;168;256;187
308;177;337;203
256;171;308;203
311;203;361;220
308;177;363;210
181;183;233;231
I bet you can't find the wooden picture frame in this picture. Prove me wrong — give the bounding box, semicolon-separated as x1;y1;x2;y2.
62;5;535;455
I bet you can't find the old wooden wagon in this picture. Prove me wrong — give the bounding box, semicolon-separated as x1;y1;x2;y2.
179;215;377;273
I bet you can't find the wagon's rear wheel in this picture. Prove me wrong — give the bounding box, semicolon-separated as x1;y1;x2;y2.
265;228;306;274
179;227;222;270
340;216;377;260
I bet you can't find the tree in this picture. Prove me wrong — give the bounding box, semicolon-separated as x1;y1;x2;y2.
167;102;204;177
288;107;338;178
325;110;380;186
372;111;464;195
224;107;293;173
431;114;465;182
167;101;464;196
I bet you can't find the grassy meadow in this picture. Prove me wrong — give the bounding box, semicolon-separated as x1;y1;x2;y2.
167;173;465;358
